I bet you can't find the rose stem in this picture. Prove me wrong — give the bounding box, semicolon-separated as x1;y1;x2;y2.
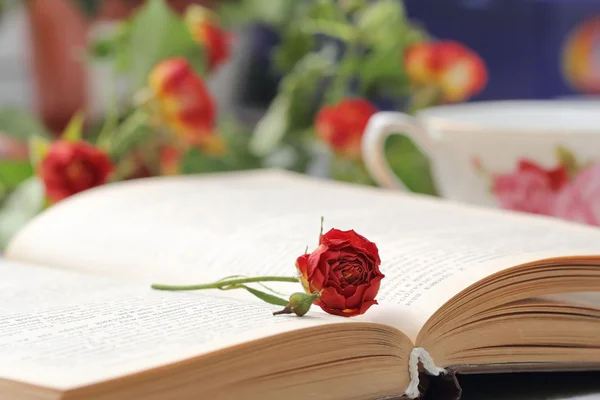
319;216;324;240
151;276;299;291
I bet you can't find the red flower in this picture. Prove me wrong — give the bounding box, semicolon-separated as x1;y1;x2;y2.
185;5;231;72
39;140;114;202
149;58;222;152
491;160;569;215
296;228;384;317
315;98;378;159
404;40;488;102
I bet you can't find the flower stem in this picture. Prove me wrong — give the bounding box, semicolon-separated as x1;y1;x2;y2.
109;109;150;158
151;276;299;291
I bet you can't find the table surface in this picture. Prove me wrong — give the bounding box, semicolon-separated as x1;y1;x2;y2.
452;371;600;400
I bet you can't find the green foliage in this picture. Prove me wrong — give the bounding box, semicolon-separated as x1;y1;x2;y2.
250;0;430;180
0;160;33;193
250;49;335;161
0;177;45;251
89;0;205;85
0;108;51;141
217;0;297;27
0;0;445;250
555;145;580;179
183;117;262;174
28;137;50;168
272;27;315;72
128;0;204;85
237;285;289;306
61;111;85;142
384;135;437;195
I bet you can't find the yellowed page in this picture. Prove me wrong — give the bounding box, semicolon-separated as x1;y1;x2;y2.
6;169;600;340
0;259;368;390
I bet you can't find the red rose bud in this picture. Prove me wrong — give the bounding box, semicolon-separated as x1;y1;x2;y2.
404;40;488;102
273;292;320;317
39;140;114;203
148;58;219;152
185;5;231;73
296;228;384;317
315;98;378;159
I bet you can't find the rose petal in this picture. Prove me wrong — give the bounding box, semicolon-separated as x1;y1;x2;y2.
309;267;326;291
363;241;381;265
318;287;346;310
358;300;378;315
345;283;368;310
362;275;383;302
308;244;329;280
295;254;310;277
342;285;356;298
326;279;343;292
319;305;353;317
320;229;352;248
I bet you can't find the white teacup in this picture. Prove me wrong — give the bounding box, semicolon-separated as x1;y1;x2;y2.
361;100;600;226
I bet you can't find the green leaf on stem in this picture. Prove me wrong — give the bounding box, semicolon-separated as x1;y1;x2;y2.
359;43;408;94
240;285;290;307
217;275;247;282
255;282;289;297
217;0;295;27
249;95;291;157
308;0;347;22
0;160;34;191
555;145;580;178
356;0;406;43
384;134;438;195
330;155;375;186
0;177;45;251
181;148;231;174
28;137;51;168
0;108;51;141
108;110;151;160
128;0;205;88
215;276;294;297
273;27;314;73
61;111;85;142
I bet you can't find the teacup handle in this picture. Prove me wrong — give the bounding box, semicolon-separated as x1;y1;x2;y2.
361;112;435;191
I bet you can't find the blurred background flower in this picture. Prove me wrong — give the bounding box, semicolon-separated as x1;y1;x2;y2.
7;0;584;249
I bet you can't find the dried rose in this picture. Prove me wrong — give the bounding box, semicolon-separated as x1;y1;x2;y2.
296;228;384;317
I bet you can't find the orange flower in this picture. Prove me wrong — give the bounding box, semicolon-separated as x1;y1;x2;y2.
315;98;377;159
185;5;231;73
148;58;221;152
404;40;488;102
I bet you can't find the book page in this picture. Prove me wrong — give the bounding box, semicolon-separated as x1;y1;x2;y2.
0;259;348;390
6;170;600;339
193;204;600;339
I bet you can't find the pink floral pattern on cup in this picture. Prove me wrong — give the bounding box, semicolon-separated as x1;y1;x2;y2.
475;147;600;226
553;161;600;226
490;160;569;215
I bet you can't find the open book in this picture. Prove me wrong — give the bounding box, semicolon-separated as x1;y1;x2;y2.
3;169;600;400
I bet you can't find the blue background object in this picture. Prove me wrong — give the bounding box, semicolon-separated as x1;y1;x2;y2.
403;0;600;100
